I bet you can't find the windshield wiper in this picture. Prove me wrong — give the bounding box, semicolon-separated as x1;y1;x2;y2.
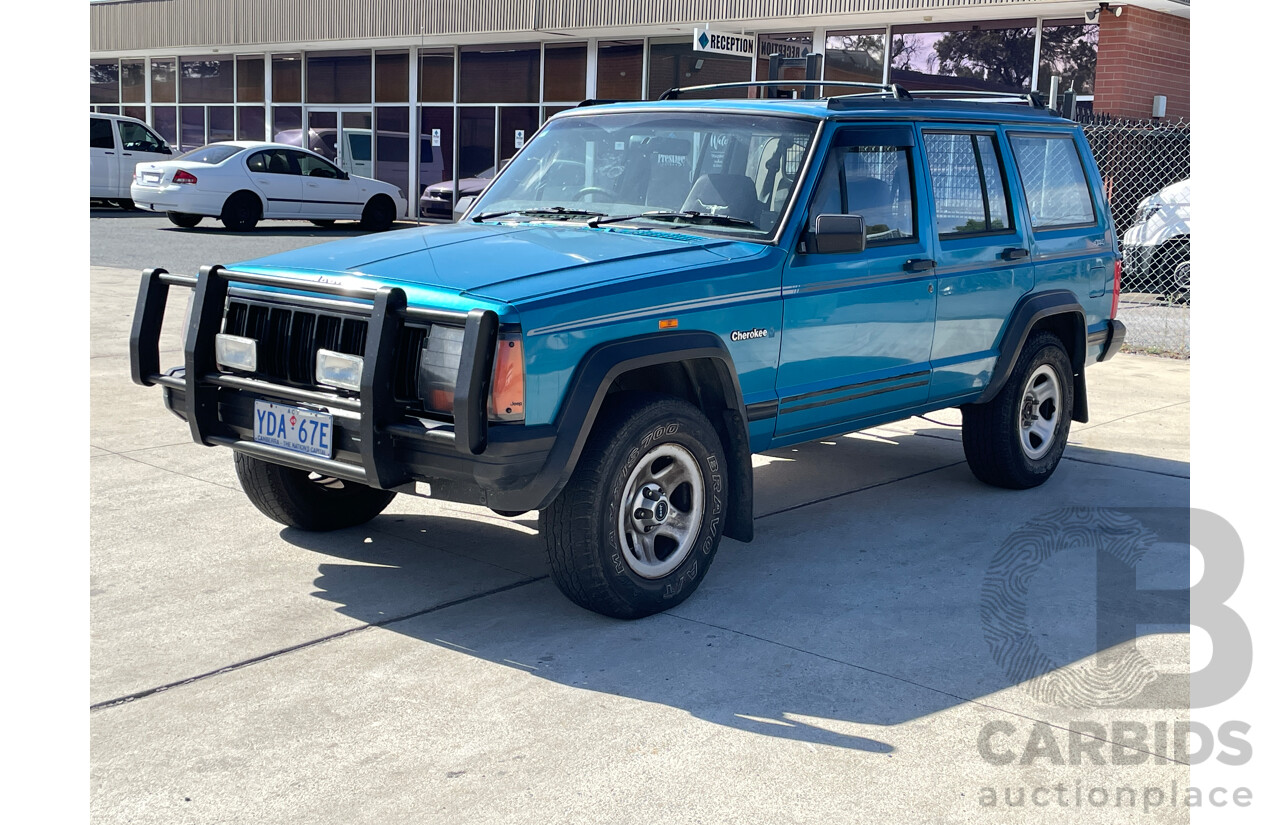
472;206;606;223
587;210;757;229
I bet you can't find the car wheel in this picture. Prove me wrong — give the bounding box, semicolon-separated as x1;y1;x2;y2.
233;453;397;531
220;191;262;231
962;332;1074;490
360;195;396;231
166;212;202;228
309;219;336;228
541;394;726;619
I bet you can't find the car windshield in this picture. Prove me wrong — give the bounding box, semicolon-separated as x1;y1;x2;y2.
175;144;245;165
469;111;818;238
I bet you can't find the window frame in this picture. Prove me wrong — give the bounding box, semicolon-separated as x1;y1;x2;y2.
805;125;921;249
1006;130;1098;233
922;128;1017;240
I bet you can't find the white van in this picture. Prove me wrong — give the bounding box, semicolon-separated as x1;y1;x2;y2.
90;113;173;206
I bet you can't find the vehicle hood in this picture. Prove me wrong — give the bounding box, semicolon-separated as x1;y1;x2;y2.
421;178;489;198
231;220;766;305
1122;178;1191;247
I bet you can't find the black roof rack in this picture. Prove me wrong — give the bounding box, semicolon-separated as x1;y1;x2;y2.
877;89;1049;110
658;80;912;101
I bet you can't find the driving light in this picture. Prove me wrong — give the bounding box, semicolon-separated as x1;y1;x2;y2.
215;334;257;372
316;349;364;392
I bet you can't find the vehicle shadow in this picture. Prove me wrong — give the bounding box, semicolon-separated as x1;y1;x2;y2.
281;429;1190;753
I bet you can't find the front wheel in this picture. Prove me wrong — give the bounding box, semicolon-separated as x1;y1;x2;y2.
962;332;1074;489
541;395;727;619
233;453;396;531
166;212;202;228
360;196;396;231
220;192;261;231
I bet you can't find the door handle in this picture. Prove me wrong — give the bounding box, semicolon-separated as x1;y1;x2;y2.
903;258;936;273
1000;247;1030;261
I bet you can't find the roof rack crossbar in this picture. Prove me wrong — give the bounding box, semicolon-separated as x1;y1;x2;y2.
658;80;911;101
892;89;1048;109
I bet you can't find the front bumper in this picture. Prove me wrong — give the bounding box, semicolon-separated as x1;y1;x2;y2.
129;265;561;513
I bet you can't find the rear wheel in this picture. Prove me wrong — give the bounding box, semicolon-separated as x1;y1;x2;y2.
541;394;726;619
220;191;261;231
962;332;1074;489
166;212;202;228
360;195;396;231
233;453;396;531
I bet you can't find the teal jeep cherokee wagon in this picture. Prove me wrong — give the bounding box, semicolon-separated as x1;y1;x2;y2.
131;82;1126;619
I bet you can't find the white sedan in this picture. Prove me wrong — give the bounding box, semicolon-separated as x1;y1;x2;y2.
130;141;407;231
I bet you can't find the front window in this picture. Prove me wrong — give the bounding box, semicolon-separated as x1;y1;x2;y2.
469;111;818;239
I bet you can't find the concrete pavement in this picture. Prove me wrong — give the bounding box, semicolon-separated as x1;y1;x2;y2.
90;261;1192;824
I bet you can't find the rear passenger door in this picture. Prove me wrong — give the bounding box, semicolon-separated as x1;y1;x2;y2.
921;127;1034;401
1006;131;1114;331
775;125;937;440
245;149;302;216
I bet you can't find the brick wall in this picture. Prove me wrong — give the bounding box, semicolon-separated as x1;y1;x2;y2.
1093;5;1190;120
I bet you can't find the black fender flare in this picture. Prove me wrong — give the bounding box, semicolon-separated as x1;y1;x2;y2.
974;289;1089;423
520;331;754;542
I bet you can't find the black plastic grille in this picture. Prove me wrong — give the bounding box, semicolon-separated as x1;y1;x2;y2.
221;298;452;411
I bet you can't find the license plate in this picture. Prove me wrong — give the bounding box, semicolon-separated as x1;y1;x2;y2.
253;400;334;458
143;172;162;184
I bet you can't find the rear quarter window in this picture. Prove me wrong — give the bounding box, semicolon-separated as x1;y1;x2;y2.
90;117;115;149
1009;134;1096;230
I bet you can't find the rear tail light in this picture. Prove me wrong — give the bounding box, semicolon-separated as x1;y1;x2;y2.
489;334;525;422
173;169;198;185
1111;259;1122;318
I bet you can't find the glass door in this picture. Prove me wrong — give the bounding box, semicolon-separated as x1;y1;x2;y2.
306;109;373;177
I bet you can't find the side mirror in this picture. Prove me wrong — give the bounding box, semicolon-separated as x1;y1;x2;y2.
812;214;866;254
338;170;350;181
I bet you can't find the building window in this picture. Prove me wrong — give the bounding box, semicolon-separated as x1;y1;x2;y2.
151;58;176;103
756;32;814;93
543;43;587;102
890;20;1037;93
238;106;266;141
180;56;233;103
648;37;750;100
824;30;886;90
120;60;146;104
272;106;302;142
376;51;410;103
596;40;642;101
90;61;119;104
419;107;455;189
460;44;539;103
1037;20;1099;97
307;50;372;104
153;106;177;143
418;50;455;103
376;107;411;199
180;106;206;150
237;56;265;103
209;106;235;143
272;54;302;102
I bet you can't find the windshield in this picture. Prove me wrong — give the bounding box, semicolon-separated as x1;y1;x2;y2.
468;111;818;238
176;144;245;165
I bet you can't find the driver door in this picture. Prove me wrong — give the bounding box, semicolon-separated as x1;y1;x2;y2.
774;125;938;440
291;150;362;219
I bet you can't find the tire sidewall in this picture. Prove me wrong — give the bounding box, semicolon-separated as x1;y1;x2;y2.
595;402;725;610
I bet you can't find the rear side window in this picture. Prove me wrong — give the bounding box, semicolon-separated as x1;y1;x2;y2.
90;117;114;149
923;132;1012;236
1009;134;1096;229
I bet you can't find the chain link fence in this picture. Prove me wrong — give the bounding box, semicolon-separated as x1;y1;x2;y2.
1081;115;1191;356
